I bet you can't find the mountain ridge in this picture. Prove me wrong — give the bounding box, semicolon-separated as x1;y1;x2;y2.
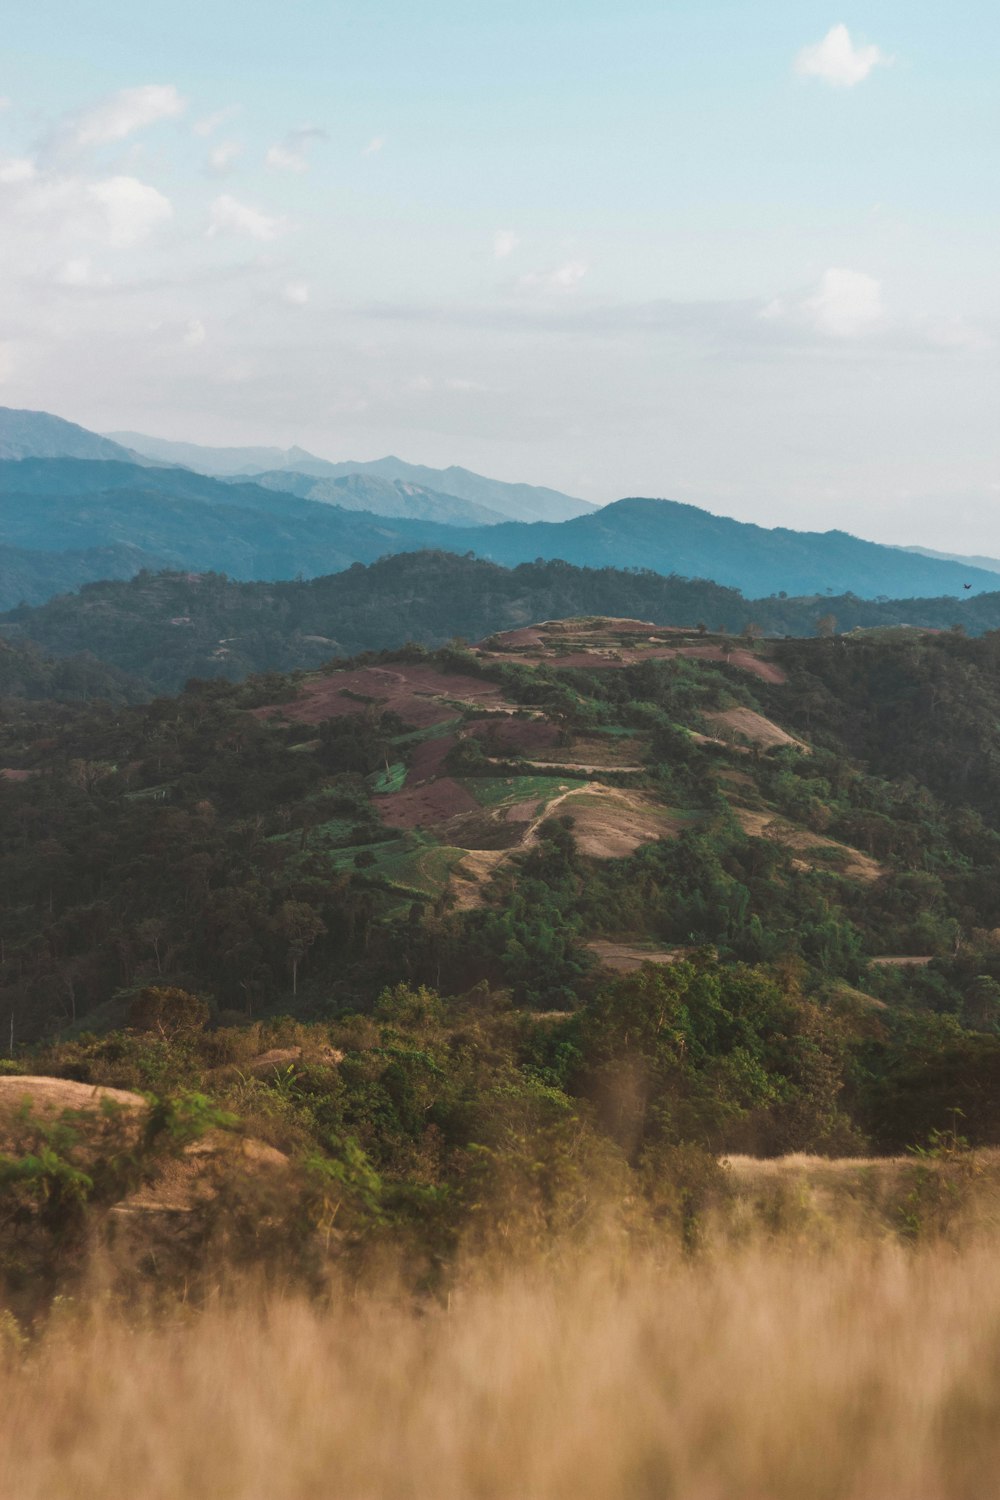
0;406;150;465
108;430;594;523
3;456;1000;609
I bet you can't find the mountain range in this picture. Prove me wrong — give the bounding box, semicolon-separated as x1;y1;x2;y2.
108;429;593;524
1;404;998;611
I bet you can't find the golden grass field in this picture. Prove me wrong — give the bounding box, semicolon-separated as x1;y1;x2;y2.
2;1241;999;1500
4;1154;1000;1500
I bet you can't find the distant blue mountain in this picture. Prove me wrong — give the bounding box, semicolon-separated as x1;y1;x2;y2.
107;430;594;523
0;407;996;610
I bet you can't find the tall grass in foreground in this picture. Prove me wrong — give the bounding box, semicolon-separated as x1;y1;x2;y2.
3;1239;1000;1500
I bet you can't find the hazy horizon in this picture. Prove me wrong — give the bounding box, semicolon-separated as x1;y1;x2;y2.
2;1;998;550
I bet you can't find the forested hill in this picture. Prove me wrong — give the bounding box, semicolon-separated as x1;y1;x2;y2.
430;497;1000;598
6;618;1000;1154
1;551;995;696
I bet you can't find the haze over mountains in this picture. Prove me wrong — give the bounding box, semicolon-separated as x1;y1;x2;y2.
109;429;594;524
0;407;148;466
903;545;1000;576
1;405;998;612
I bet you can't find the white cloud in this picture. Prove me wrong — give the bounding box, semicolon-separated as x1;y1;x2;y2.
282;280;309;306
206;140;243;176
494;230;519;259
0;156;36;184
88;175;173;248
54;257;112;288
207;193;290;241
265;127;327;173
804;267;885;337
69;84;186;148
362;135;385;156
519;258;589;293
193;105;240;138
183;317;206;347
794;25;890;88
762;267;886;340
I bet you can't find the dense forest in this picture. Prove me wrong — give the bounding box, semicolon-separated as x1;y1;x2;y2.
2;551;996;697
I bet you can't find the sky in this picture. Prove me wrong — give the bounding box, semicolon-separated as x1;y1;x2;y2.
1;1;998;549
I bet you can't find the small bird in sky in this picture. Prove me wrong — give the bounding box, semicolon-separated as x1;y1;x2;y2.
964;583;973;590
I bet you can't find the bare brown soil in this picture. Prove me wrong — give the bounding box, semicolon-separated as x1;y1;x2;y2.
378;777;480;829
406;734;458;784
555;787;685;858
450;849;508;909
586;939;687;972
704;707;809;751
254;663;512;729
466;718;561;755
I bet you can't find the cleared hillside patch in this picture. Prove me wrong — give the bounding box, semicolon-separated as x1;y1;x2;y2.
703;706;809;751
734;806;884;882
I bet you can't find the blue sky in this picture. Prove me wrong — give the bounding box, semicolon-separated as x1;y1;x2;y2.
1;2;998;547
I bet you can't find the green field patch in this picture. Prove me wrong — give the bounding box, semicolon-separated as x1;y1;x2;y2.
390;717;462;748
464;775;587;810
323;832;467;901
369;761;408;794
269;816;365;848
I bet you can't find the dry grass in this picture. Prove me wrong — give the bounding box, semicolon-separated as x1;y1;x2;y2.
5;1235;1000;1499
704;705;809;751
734;806;885;882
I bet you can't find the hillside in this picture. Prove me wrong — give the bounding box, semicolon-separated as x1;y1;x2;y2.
431;497;1000;598
0;406;145;464
2;552;996;695
4;618;1000;1158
